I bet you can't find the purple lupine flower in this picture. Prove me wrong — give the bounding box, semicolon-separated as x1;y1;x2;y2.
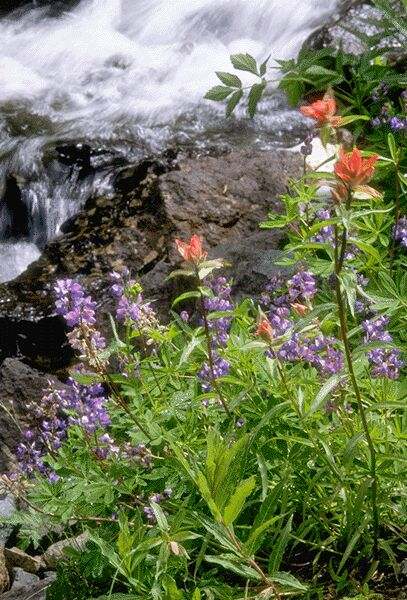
287;271;317;303
61;378;111;434
199;354;230;392
109;270;157;328
203;276;233;347
389;116;405;131
54;279;97;327
368;347;404;379
362;316;392;344
269;306;291;336
312;208;335;244
394;216;407;248
54;279;106;365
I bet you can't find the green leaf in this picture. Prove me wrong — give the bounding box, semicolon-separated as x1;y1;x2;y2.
259;54;271;77
150;501;170;531
309;373;343;414
247;81;266;117
172;290;201;307
205;554;262;581
338;115;370;126
271;572;307;591
305;65;338;77
387;132;398;162
204;85;234;101
268;515;293;575
223;476;256;525
216;71;242;87
226;89;243;116
230;53;259;75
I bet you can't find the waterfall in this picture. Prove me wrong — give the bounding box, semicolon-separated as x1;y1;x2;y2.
0;0;338;282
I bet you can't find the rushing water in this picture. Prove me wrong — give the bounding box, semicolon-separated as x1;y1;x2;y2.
0;0;338;282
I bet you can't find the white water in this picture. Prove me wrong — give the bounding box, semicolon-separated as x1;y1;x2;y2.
0;0;338;281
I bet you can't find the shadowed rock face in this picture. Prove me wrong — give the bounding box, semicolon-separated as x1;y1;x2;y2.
0;149;302;369
0;358;64;473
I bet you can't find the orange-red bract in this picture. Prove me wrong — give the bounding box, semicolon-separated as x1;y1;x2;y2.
175;234;207;263
334;147;379;189
300;98;341;127
256;318;274;342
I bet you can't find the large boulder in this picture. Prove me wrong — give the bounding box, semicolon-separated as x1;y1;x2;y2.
0;149;302;368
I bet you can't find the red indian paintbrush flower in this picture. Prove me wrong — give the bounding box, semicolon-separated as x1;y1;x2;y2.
256;318;274;342
300;97;341;127
175;234;207;263
334;147;379;188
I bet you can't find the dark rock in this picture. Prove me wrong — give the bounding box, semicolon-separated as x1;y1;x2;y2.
0;149;302;368
0;359;63;473
0;176;30;241
0;1;78;17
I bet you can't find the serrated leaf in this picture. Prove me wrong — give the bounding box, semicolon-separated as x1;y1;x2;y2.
204;85;234;101
230;52;259;74
216;71;242;87
223;476;256;525
226;89;243;116
248;82;266;117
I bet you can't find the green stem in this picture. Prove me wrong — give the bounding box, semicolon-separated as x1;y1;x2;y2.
334;223;379;559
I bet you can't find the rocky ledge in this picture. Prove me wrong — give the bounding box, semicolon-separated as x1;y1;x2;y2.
0;149;302;370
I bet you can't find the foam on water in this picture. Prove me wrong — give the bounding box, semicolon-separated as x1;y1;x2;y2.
0;0;338;281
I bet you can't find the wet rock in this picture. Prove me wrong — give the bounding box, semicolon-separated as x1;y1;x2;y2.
0;359;64;473
42;532;89;568
304;1;405;55
4;548;44;574
9;568;39;591
0;149;302;368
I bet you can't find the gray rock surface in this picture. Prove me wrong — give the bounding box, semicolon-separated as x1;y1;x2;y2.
41;532;89;568
0;491;15;548
10;568;39;591
0;576;54;600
